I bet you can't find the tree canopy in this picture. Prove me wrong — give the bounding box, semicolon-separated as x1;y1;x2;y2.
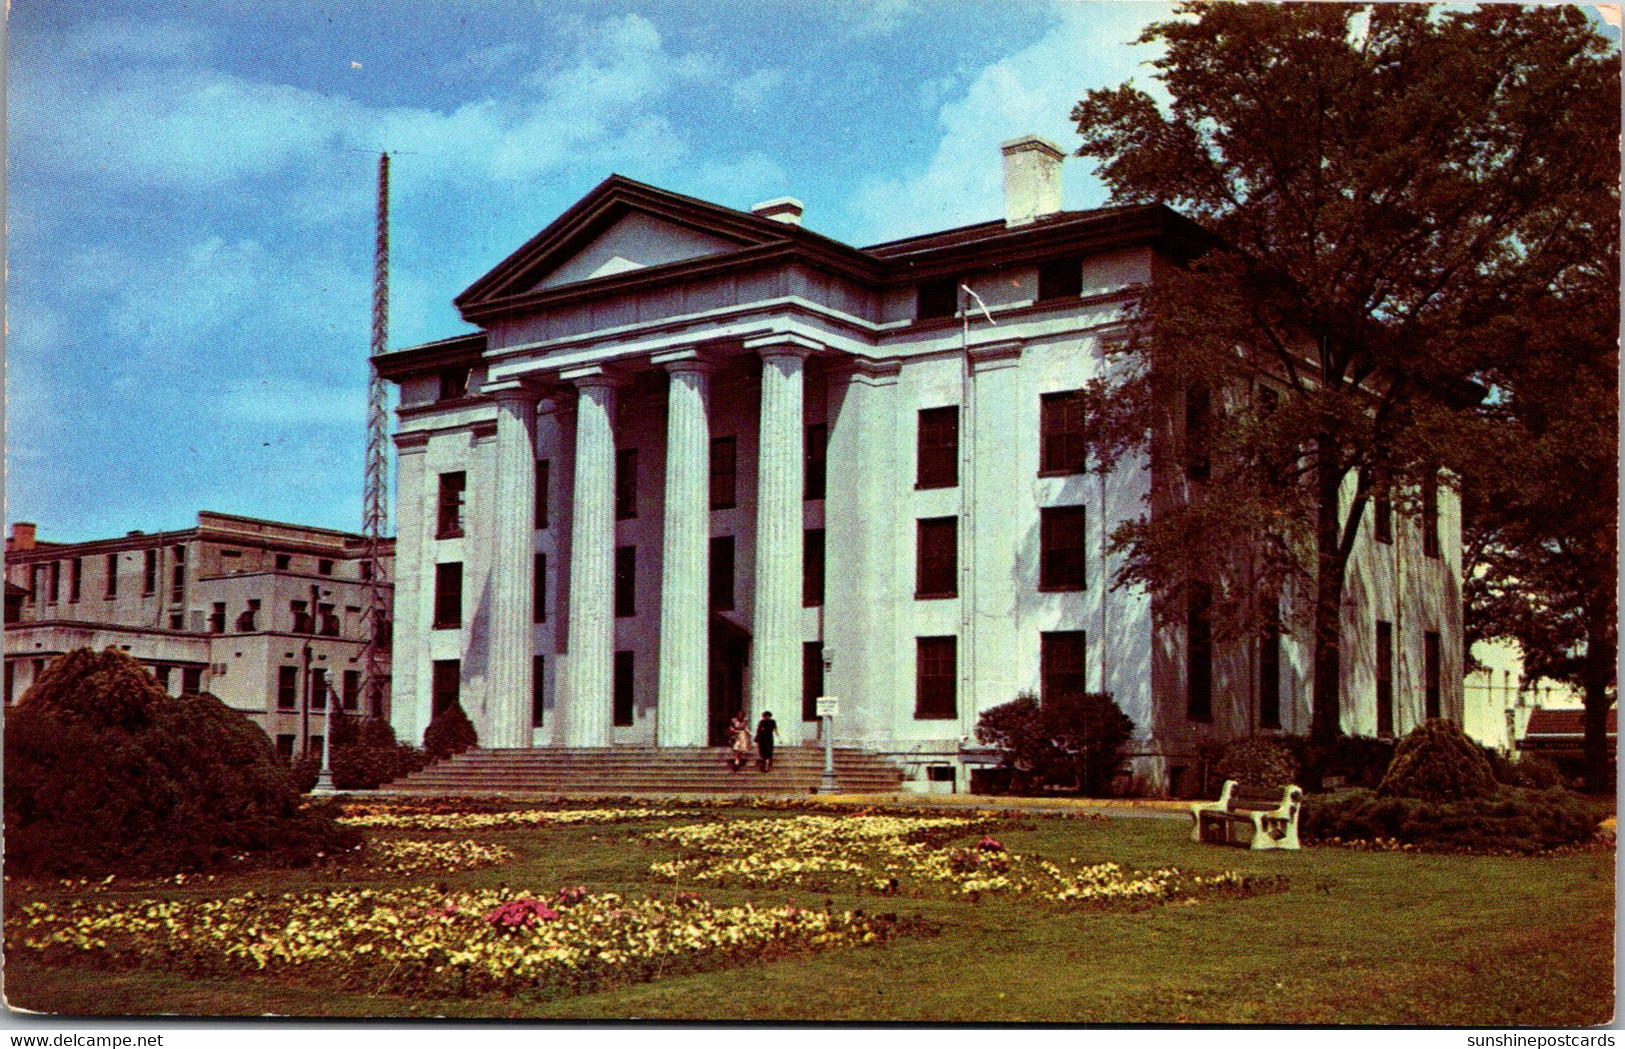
1071;3;1619;741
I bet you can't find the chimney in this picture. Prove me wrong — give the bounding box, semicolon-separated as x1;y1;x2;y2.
1001;135;1065;226
751;196;805;226
9;522;36;551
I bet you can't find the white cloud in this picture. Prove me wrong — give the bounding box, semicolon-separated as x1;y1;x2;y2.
848;1;1175;243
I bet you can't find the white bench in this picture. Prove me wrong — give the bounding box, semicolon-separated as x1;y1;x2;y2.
1190;780;1303;850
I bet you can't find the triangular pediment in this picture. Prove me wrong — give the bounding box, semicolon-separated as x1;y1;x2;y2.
455;176;809;317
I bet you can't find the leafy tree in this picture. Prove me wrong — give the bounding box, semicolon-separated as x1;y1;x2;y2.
1459;193;1618;789
1071;3;1619;740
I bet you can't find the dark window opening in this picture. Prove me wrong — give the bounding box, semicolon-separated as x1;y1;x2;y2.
613;650;635;727
438;366;470;401
1260;608;1282;730
802;642;825;722
276;734;296;761
1374;488;1393;545
437;472;467;539
69;558;82;603
1185;385;1211;481
432;659;461;715
532;656;546;727
616;448;639;520
318;603;339;636
915;636;958;719
433;562;463;629
143;550;157;595
614;546;637;618
1037;257;1083;302
291;600;313;635
533;553;547;623
343;670;360;711
1423;478;1440;558
278;666;298;709
804;423;828;501
318;559;334;576
310;668;328;711
916;277;959;321
1039;506;1088;591
168;613;184;631
275;553;292;571
1187;582;1213;722
104;554;119;598
917;406;959;489
915;517;958;599
535;459;550;529
49;562;60;603
237;599;261;633
1040;390;1088;476
804;528;826;607
710;536;735;612
710;437;737;510
1376;620;1394;738
1041;631;1089;701
181;666;202;694
209;602;226;634
1424;631;1442;719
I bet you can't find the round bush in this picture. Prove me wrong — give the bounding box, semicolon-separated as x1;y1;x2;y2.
1215;737;1301;788
1302;787;1601;853
423;702;479;761
1377;718;1498;802
333;717;429;790
3;647;358;876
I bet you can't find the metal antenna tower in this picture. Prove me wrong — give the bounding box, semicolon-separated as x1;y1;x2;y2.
360;151;392;717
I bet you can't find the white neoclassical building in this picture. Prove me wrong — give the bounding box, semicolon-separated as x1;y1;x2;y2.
380;137;1463;794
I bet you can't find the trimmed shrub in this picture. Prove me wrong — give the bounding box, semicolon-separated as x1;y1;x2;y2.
333;717;429;790
1378;718;1498;802
1302;787;1600;853
4;647;358;876
423;702;479;761
1215;737;1301;789
1482;747;1568;791
974;691;1133;796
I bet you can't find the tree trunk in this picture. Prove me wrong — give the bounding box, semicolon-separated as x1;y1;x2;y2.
1310;444;1348;743
1581;626;1616;792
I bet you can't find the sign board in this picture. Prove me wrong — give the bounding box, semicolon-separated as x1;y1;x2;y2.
815;696;839;718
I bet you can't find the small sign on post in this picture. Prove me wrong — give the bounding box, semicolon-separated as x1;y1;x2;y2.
817;696;839;794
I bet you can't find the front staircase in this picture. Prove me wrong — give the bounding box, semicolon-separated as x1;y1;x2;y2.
384;745;904;795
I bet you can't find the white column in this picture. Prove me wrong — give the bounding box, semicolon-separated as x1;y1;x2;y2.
484;383;538;749
389;431;429;747
562;367;619;747
748;336;815;721
654;351;714;747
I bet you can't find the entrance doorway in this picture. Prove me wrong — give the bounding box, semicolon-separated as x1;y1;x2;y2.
708;615;750;745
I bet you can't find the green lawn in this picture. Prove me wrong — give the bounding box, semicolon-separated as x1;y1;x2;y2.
4;802;1613;1024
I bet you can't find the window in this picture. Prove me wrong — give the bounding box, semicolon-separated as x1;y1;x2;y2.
1424;631;1442;719
308;735;324;762
532;656;546;727
1376;620;1394;738
616;448;639;520
1185;386;1211;481
915;636;957;719
802;642;825;722
1040;390;1088;476
613;650;635;727
68;558;81;603
710;536;735;611
209;602;226;633
318;604;339;636
181;666;202;694
535;459;551;529
155;665;172;691
917;407;959;489
1037;257;1082;302
916;277;958;320
1423;477;1440;558
360;561;374;582
433;562;463;628
614;546;637;618
710;437;737;510
432;659;460;714
915;518;958;599
318;559;334;576
1259;608;1282;730
143;550;157;595
1039;506;1087;590
1187;582;1213;721
238;599;261;632
275;553;292;571
1041;631;1089;701
437;472;467;539
805;423;828;500
438;366;469;401
169;613;184;631
105;554;118;598
310;668;328;710
803;528;825;607
291;600;313;635
1373;488;1393;545
276;734;296;761
533;553;547;623
48;561;60;603
170;545;186;603
343;670;361;711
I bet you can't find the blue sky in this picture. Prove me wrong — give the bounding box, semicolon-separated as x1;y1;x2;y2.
7;1;1180;542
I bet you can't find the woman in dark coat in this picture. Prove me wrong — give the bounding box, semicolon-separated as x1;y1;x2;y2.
755;711;780;772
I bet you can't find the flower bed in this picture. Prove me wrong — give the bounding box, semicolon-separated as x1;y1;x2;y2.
8;886;930;999
338;805;698;832
648;815;1285;905
347;839;514;877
